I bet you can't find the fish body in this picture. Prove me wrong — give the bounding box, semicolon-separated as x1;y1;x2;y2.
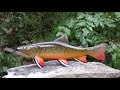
16;42;87;59
16;41;107;68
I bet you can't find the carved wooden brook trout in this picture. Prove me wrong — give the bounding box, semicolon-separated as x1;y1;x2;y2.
10;35;107;68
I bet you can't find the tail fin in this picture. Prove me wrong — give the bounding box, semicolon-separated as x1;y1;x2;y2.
88;43;107;60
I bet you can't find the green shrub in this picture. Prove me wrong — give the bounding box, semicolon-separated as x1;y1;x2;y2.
0;52;23;73
1;12;120;76
105;42;120;69
55;12;120;69
0;12;77;75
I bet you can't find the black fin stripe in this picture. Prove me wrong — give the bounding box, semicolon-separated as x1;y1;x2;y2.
34;58;42;68
33;58;36;63
74;58;81;62
58;60;70;67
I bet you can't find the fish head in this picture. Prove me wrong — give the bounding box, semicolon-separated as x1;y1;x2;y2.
15;51;29;58
15;46;31;58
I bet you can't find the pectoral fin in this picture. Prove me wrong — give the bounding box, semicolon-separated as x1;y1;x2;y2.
75;56;87;63
33;56;44;68
58;59;70;67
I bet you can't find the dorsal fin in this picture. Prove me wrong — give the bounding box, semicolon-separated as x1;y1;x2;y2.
54;35;69;44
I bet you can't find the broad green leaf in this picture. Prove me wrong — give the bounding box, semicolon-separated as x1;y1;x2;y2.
99;22;104;28
86;21;95;28
115;12;120;18
77;13;85;19
76;22;86;27
67;19;75;28
56;32;64;37
0;53;4;60
82;39;87;45
64;28;71;36
82;28;90;36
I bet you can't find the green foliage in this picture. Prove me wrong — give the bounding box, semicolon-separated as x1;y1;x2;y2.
0;12;77;75
55;12;120;69
105;42;120;69
113;44;120;69
0;52;23;73
56;12;118;46
1;12;120;76
0;12;77;47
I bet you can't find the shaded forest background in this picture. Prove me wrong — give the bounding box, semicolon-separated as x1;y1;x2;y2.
0;12;120;77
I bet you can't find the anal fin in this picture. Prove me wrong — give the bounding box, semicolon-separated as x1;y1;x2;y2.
75;56;87;63
58;59;70;67
34;56;44;68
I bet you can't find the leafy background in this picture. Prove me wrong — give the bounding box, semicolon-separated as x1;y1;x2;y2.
0;12;120;77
